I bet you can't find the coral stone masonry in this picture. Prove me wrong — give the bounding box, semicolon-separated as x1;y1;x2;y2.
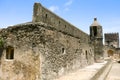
0;2;119;80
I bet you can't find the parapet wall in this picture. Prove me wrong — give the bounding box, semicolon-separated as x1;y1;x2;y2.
32;3;89;43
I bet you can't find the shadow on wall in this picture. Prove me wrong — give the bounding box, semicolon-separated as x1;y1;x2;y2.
0;48;3;58
0;38;4;59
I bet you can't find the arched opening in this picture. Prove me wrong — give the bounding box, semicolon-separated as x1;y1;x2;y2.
107;50;113;57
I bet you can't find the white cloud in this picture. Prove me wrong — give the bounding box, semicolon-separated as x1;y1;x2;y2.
49;6;59;12
64;7;69;11
65;0;73;6
64;0;73;11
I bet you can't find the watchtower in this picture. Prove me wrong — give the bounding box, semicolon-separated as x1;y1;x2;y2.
90;18;103;62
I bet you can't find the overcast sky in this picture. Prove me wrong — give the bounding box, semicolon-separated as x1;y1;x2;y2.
0;0;120;35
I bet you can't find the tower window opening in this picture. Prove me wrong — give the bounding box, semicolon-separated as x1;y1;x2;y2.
90;27;92;37
93;26;97;36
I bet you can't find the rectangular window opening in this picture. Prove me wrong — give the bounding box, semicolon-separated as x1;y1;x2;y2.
86;50;88;59
62;48;66;54
59;21;61;24
6;46;14;60
45;14;48;18
93;26;97;36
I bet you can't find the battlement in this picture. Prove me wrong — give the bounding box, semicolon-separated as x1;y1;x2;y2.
104;33;119;48
32;3;89;42
104;33;119;41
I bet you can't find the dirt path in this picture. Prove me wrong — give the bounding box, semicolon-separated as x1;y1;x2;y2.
106;62;120;80
54;62;107;80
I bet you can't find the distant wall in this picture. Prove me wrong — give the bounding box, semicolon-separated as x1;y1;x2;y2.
104;33;119;48
32;3;90;44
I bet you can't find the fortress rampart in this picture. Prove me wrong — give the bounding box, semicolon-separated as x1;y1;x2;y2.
0;3;95;80
32;3;89;43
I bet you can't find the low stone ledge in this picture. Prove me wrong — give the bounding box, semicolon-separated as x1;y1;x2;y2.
90;59;112;80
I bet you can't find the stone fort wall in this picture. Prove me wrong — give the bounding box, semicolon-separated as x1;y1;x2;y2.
104;33;119;48
0;3;94;80
32;3;89;43
0;23;94;80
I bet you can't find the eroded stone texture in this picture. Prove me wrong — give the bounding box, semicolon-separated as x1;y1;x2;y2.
0;22;94;80
90;18;103;62
104;33;119;48
0;2;95;80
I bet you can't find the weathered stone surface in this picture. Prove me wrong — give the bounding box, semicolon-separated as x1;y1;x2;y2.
32;3;89;43
0;22;94;80
0;2;117;80
104;33;119;48
90;18;103;62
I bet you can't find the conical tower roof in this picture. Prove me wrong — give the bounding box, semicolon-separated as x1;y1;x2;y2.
90;18;101;27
